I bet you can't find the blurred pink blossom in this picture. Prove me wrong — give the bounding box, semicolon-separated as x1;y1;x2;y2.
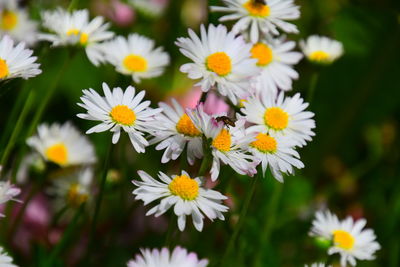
94;0;135;27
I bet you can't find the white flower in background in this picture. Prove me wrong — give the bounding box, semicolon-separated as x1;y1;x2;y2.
128;0;168;18
0;0;38;45
0;35;41;80
188;105;258;181
27;122;96;167
176;24;258;105
305;264;330;267
0;180;21;218
149;99;203;165
40;8;114;66
211;0;300;43
132;170;228;232
99;34;170;83
127;246;208;267
300;35;344;64
310;210;381;267
77;82;161;153
0;246;18;267
250;38;303;95
242;91;315;147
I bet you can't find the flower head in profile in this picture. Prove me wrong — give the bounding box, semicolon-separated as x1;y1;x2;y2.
40;8;114;66
176;24;258;105
77;82;161;153
0;246;18;267
211;0;300;43
132;170;228;232
300;35;344;64
127;246;208;267
0;35;41;80
99;34;170;83
0;180;21;218
310;210;381;267
27;122;96;167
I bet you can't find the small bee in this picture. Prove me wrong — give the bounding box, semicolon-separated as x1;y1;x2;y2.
216;116;236;128
253;0;267;5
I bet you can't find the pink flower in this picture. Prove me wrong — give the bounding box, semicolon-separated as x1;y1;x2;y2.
94;0;135;27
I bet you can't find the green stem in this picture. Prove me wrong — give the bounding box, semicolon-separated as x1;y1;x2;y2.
164;214;176;248
307;72;320;104
68;0;80;11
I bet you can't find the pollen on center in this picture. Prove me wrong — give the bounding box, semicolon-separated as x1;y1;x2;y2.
212;129;231;152
110;105;136;126
251;43;273;66
123;54;148;72
251;133;277;153
206;52;232;76
66;183;89;207
333;230;355;250
176;114;202;137
264;107;289;130
1;10;18;30
46;143;68;166
168;174;199;200
309;50;330;63
243;0;270;17
0;59;9;79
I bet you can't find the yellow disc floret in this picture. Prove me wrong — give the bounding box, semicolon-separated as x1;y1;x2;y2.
123;54;148;72
46;143;68;166
251;43;273;66
66;183;89;207
264;107;289;130
309;50;330;63
0;59;9;79
1;10;18;30
206;52;232;76
79;33;89;45
176;114;202;137
251;133;277;153
243;0;270;17
212;129;231;152
333;230;355;250
168;174;199;200
110;105;136;126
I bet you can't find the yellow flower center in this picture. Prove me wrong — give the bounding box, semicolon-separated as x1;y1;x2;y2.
212;129;231;152
176;114;202;137
243;0;270;17
46;143;68;166
66;183;88;207
333;230;355;250
264;107;289;130
206;52;232;76
0;59;9;79
168;174;199;200
251;133;277;153
110;105;136;126
123;54;148;72
251;43;273;66
67;28;79;36
1;10;18;30
66;29;88;45
309;50;330;63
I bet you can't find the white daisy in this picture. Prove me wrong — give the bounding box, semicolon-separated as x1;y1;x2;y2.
132;170;228;232
0;246;18;267
149;98;203;165
0;180;21;218
0;0;38;46
211;0;300;43
39;8;114;66
310;210;381;267
127;246;208;267
250;38;303;95
187;105;258;181
176;24;259;105
300;35;344;64
128;0;168;18
99;34;170;83
0;35;41;80
242;91;315;147
77;82;161;153
27;122;96;167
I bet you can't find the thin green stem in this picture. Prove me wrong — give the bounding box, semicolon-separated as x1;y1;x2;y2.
67;0;80;11
164;214;176;248
307;72;320;104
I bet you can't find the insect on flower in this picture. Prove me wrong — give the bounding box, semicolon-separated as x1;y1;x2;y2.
216;116;236;128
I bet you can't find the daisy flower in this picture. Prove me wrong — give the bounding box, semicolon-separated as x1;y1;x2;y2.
242;91;315;147
132;170;228;232
300;35;344;64
77;82;161;153
211;0;300;43
0;0;38;45
0;180;21;218
149;98;203;165
40;8;114;66
176;24;258;105
187;105;258;181
99;34;170;83
127;246;208;267
27;122;96;167
310;210;381;267
250;38;303;95
0;246;17;267
0;35;41;80
128;0;168;18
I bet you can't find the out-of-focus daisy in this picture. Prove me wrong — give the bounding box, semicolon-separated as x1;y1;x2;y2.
0;35;41;80
0;0;38;45
211;0;300;43
188;105;258;181
0;246;18;267
99;34;169;83
0;180;21;218
132;170;228;232
128;0;168;18
310;210;381;267
127;246;208;267
40;8;114;66
250;38;302;95
176;24;258;105
27;122;96;167
149;99;203;165
300;35;344;64
242;91;315;147
77;82;161;153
